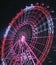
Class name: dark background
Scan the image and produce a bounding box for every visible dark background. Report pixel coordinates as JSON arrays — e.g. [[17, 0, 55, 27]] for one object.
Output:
[[0, 0, 56, 65]]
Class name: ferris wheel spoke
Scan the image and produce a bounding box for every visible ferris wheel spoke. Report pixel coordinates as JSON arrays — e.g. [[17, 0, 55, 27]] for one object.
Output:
[[9, 29, 16, 34], [38, 29, 47, 33], [36, 42, 45, 46], [24, 41, 40, 63], [6, 38, 13, 41], [32, 35, 51, 39], [14, 22, 19, 30], [29, 43, 42, 54], [31, 40, 45, 47], [5, 45, 12, 52], [32, 27, 48, 37], [38, 22, 47, 29], [5, 40, 20, 59], [12, 25, 17, 32], [37, 22, 47, 29], [5, 49, 15, 59]]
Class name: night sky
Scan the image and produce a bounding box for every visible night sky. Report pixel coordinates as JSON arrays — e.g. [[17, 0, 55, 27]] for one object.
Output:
[[0, 0, 56, 65]]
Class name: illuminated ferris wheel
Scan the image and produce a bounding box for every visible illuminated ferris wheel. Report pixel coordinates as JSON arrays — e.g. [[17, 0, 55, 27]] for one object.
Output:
[[1, 3, 54, 65]]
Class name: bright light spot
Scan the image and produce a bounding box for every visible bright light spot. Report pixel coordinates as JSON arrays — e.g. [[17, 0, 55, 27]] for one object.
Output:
[[21, 35, 25, 43], [4, 25, 11, 37]]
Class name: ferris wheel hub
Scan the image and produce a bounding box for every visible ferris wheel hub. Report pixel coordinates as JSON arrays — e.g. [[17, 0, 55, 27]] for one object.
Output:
[[20, 35, 26, 43]]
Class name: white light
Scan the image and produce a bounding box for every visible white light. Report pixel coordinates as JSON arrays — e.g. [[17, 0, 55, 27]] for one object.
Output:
[[4, 25, 11, 37], [24, 6, 34, 12], [2, 58, 6, 65]]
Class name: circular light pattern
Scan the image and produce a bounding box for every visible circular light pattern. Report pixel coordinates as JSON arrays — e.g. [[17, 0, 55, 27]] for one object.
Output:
[[1, 3, 54, 65]]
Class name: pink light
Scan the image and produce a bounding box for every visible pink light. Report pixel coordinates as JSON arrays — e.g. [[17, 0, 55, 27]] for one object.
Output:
[[21, 35, 25, 43]]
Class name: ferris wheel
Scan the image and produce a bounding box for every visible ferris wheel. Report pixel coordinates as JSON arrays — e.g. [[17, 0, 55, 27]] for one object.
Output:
[[1, 3, 54, 65]]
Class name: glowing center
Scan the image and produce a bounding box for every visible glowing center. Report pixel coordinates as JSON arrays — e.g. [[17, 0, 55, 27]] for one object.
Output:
[[21, 35, 25, 43]]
